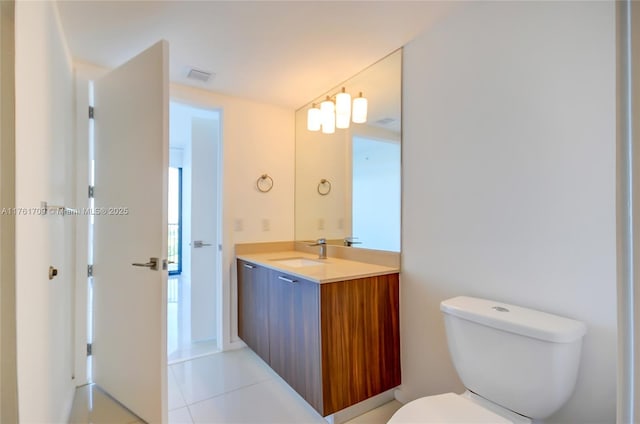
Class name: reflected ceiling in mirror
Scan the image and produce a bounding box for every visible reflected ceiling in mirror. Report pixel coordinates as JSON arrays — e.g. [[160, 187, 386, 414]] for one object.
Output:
[[295, 49, 401, 252]]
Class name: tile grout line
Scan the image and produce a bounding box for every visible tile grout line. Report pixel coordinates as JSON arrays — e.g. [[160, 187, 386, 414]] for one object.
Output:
[[168, 346, 222, 366], [168, 365, 189, 411], [171, 349, 278, 407], [183, 375, 275, 409], [185, 403, 196, 424]]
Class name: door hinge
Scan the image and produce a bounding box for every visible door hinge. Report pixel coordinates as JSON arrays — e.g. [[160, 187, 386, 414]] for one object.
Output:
[[88, 185, 95, 199], [86, 343, 92, 356], [87, 264, 94, 277], [89, 106, 94, 119]]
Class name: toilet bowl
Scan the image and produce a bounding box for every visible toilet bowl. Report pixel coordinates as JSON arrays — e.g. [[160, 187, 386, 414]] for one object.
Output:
[[388, 296, 586, 423], [389, 391, 531, 424]]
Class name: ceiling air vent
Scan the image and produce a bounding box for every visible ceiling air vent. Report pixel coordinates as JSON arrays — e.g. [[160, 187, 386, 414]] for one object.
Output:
[[186, 68, 214, 83], [375, 117, 396, 126]]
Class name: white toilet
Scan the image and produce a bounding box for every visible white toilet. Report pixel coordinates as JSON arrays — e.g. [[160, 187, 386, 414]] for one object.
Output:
[[389, 296, 587, 423]]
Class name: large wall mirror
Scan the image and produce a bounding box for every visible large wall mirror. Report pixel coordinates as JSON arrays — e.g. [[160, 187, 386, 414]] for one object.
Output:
[[295, 49, 401, 252]]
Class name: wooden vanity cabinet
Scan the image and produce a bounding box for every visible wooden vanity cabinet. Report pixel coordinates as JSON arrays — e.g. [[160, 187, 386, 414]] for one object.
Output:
[[237, 260, 270, 362], [268, 271, 323, 412], [237, 259, 400, 417], [319, 273, 401, 414]]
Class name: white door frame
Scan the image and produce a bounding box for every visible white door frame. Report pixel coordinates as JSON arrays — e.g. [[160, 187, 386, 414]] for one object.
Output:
[[73, 64, 107, 386], [616, 1, 640, 421]]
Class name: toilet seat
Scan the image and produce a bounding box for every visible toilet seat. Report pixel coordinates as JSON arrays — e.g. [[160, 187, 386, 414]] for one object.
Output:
[[388, 393, 522, 423]]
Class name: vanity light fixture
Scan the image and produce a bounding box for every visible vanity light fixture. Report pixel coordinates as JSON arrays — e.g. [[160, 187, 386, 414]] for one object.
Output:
[[307, 103, 321, 131], [307, 88, 367, 133], [352, 92, 368, 124], [320, 96, 336, 134], [335, 87, 351, 129]]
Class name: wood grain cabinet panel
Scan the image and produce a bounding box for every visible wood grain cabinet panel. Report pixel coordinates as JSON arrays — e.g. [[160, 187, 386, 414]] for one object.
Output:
[[320, 274, 401, 415], [268, 271, 322, 412], [237, 260, 270, 362], [237, 259, 400, 417]]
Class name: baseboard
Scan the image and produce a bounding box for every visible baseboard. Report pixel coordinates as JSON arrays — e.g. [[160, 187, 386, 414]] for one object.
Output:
[[324, 389, 396, 424], [393, 387, 410, 405], [223, 339, 247, 351]]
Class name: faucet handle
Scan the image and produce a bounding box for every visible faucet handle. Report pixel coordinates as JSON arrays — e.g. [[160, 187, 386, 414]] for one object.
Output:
[[308, 238, 327, 246], [344, 236, 361, 247]]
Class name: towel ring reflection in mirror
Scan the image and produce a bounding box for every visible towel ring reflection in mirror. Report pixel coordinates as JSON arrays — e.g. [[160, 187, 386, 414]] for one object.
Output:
[[256, 174, 274, 193], [317, 179, 332, 196]]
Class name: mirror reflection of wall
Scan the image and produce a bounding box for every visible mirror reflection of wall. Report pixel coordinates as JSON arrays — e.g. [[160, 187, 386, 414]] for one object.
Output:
[[295, 49, 402, 252], [352, 136, 400, 251]]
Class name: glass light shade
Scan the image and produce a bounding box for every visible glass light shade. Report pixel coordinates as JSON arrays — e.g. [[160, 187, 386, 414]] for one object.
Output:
[[321, 98, 335, 134], [307, 105, 321, 131], [335, 89, 351, 129], [336, 113, 350, 129], [352, 93, 368, 124]]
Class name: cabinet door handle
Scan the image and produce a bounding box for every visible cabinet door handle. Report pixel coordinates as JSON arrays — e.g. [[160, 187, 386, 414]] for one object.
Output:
[[243, 263, 256, 269], [278, 275, 297, 283]]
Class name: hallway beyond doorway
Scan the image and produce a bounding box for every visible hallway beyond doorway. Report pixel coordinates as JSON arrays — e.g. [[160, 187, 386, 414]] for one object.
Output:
[[167, 276, 219, 364], [168, 101, 221, 364]]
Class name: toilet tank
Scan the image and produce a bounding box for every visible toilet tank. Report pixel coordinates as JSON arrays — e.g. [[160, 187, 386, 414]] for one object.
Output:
[[441, 296, 586, 420]]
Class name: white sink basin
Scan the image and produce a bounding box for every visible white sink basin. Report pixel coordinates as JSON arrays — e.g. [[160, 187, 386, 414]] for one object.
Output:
[[270, 257, 325, 268]]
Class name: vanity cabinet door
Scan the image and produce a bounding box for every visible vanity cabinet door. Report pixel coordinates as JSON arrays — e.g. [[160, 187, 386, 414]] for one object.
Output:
[[319, 273, 401, 415], [237, 260, 270, 362], [268, 271, 323, 413]]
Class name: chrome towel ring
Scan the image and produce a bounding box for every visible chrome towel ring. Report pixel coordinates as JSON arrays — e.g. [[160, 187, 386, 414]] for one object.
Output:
[[317, 179, 331, 196], [256, 174, 274, 193]]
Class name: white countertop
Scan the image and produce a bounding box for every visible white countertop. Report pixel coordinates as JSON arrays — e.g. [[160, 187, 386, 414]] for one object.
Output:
[[236, 250, 399, 284]]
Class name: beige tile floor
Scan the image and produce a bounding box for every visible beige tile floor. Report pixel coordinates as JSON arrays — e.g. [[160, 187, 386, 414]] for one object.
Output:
[[68, 348, 402, 424], [68, 384, 143, 424]]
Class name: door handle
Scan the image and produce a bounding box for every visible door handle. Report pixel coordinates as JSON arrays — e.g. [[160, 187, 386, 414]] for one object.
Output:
[[278, 275, 298, 283], [192, 240, 212, 248], [132, 257, 159, 271]]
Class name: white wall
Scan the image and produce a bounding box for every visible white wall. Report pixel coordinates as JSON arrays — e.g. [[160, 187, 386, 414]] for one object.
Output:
[[171, 84, 295, 349], [14, 1, 76, 422], [401, 2, 616, 423]]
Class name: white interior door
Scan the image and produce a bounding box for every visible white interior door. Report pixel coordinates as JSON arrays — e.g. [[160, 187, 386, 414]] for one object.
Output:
[[93, 40, 169, 424], [190, 117, 218, 342]]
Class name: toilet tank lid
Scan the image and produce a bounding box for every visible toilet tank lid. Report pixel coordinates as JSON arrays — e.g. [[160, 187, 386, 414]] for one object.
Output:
[[440, 296, 587, 343]]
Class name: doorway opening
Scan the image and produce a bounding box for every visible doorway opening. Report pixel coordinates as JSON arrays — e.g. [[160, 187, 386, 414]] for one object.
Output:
[[77, 78, 223, 407], [168, 167, 182, 276], [167, 101, 222, 364]]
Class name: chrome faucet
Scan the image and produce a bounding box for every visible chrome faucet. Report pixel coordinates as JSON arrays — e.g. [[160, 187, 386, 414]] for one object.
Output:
[[309, 238, 327, 259]]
